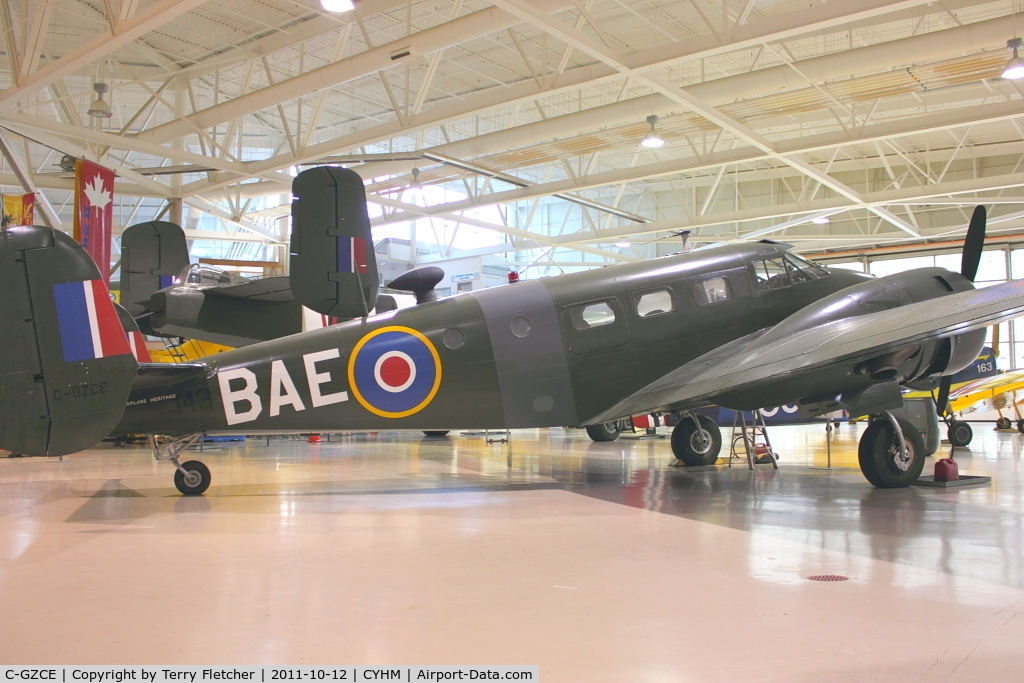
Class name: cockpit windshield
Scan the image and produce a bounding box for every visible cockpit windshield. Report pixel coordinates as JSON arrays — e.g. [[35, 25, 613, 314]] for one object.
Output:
[[177, 263, 248, 286]]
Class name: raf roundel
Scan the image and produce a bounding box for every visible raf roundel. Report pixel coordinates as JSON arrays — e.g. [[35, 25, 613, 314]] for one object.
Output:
[[348, 326, 442, 418]]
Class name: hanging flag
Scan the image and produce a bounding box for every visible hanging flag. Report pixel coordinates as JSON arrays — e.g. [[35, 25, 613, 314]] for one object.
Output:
[[74, 160, 115, 282], [1, 193, 34, 228]]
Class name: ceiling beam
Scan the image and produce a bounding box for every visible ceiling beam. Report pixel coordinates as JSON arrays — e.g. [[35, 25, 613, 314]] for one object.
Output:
[[0, 0, 211, 110]]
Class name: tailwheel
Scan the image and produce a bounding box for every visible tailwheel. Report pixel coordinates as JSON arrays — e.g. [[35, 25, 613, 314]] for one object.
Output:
[[173, 460, 211, 496], [858, 416, 925, 488], [586, 421, 624, 442], [671, 414, 721, 466], [948, 420, 973, 447]]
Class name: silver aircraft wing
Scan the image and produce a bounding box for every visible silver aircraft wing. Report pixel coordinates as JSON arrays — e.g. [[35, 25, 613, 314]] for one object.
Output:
[[591, 278, 1024, 423]]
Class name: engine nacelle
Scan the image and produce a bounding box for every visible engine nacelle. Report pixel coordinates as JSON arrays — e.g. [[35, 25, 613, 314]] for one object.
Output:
[[759, 267, 975, 346]]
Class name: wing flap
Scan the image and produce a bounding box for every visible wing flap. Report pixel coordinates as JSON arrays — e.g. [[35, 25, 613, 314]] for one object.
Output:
[[592, 279, 1024, 423]]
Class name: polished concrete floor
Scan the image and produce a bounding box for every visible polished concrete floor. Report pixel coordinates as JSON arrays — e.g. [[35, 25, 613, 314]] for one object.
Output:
[[3, 423, 1024, 681]]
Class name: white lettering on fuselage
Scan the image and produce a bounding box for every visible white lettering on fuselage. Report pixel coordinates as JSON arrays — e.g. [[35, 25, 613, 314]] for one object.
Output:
[[217, 349, 349, 425]]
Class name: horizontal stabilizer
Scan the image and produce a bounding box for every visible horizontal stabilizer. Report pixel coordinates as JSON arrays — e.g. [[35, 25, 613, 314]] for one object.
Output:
[[0, 226, 138, 456], [203, 275, 294, 301]]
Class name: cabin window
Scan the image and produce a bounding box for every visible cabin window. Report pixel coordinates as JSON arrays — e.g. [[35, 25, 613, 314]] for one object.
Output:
[[693, 277, 731, 305], [569, 301, 616, 330], [756, 258, 790, 291], [634, 289, 674, 318], [785, 253, 829, 279]]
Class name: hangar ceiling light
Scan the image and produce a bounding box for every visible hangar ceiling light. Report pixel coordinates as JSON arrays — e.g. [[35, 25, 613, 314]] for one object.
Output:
[[640, 115, 664, 149], [320, 0, 355, 12], [86, 83, 112, 118], [1003, 38, 1024, 79]]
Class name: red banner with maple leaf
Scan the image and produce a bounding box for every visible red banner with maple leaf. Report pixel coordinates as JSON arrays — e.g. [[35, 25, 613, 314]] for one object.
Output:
[[74, 159, 114, 282]]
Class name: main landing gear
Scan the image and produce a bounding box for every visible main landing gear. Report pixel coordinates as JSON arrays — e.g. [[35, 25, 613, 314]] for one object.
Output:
[[149, 434, 211, 496], [857, 413, 925, 488], [670, 413, 722, 466], [585, 419, 629, 442]]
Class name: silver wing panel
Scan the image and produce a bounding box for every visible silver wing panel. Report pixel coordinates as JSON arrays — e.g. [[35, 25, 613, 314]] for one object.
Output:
[[592, 279, 1024, 423]]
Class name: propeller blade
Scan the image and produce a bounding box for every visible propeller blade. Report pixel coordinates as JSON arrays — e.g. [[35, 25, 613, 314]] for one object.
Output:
[[936, 375, 953, 418], [960, 205, 987, 281]]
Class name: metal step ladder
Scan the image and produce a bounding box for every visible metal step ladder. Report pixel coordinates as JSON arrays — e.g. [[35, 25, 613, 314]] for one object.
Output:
[[729, 411, 779, 470]]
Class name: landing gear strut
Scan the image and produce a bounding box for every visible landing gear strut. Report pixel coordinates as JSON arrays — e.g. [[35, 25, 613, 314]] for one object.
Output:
[[670, 413, 722, 466], [857, 413, 925, 488], [149, 434, 211, 496]]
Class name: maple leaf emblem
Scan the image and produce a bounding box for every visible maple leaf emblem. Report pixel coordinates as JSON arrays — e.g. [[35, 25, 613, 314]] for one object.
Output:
[[83, 175, 112, 210]]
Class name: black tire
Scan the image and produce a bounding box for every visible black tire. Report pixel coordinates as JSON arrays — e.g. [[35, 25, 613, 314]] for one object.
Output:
[[1018, 420, 1024, 434], [671, 414, 722, 466], [997, 417, 1012, 430], [174, 460, 211, 496], [948, 421, 973, 447], [858, 418, 926, 488], [586, 421, 622, 442], [423, 430, 450, 437]]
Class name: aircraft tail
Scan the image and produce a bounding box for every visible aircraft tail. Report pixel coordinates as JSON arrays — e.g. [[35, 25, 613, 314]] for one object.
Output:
[[120, 220, 189, 332], [290, 166, 379, 318], [0, 226, 138, 456]]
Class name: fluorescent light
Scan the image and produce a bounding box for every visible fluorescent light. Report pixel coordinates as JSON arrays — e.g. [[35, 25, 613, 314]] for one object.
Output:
[[1004, 39, 1024, 79], [320, 0, 355, 12], [641, 114, 664, 148], [615, 241, 631, 248], [811, 216, 830, 225]]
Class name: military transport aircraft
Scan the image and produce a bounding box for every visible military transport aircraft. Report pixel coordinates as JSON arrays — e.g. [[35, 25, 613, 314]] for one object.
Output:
[[2, 166, 1023, 495]]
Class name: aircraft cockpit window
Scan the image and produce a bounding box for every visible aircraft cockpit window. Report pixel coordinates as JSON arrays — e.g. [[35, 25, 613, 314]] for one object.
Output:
[[784, 255, 812, 284], [570, 302, 616, 330], [635, 289, 674, 318], [756, 259, 790, 291], [693, 277, 731, 305], [784, 253, 829, 279]]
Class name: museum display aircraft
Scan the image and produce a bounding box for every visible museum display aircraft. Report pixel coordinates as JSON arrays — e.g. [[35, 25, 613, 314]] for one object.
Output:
[[3, 166, 1023, 495]]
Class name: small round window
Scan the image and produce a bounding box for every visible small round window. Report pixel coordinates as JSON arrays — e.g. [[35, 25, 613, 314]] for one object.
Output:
[[511, 316, 531, 337], [443, 328, 465, 349]]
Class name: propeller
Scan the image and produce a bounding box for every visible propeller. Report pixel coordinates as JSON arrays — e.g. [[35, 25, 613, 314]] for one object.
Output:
[[936, 206, 987, 419]]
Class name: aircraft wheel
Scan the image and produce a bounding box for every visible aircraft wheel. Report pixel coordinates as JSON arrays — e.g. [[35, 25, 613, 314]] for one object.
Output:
[[858, 418, 925, 488], [1018, 420, 1024, 434], [997, 417, 1013, 430], [174, 460, 211, 496], [423, 430, 450, 437], [671, 415, 721, 466], [586, 421, 622, 442], [948, 421, 973, 447]]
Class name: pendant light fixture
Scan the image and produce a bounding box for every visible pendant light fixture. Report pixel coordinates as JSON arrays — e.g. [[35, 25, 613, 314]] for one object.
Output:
[[640, 115, 664, 148]]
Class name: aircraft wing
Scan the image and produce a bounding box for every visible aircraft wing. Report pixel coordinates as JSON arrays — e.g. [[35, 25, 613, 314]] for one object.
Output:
[[203, 275, 294, 301], [592, 279, 1024, 423]]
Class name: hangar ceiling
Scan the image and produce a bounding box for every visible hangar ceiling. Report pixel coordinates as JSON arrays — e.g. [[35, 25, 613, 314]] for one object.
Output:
[[2, 0, 1024, 274]]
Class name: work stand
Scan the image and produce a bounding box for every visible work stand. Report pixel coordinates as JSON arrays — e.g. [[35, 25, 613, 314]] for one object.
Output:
[[729, 411, 779, 470]]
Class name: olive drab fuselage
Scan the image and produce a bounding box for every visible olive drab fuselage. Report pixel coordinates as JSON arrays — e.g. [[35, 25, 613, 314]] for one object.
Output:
[[114, 243, 871, 435]]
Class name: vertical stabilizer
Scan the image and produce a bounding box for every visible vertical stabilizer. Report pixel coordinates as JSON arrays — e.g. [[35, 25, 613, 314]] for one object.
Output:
[[0, 226, 138, 456], [290, 167, 379, 317], [121, 220, 189, 318]]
